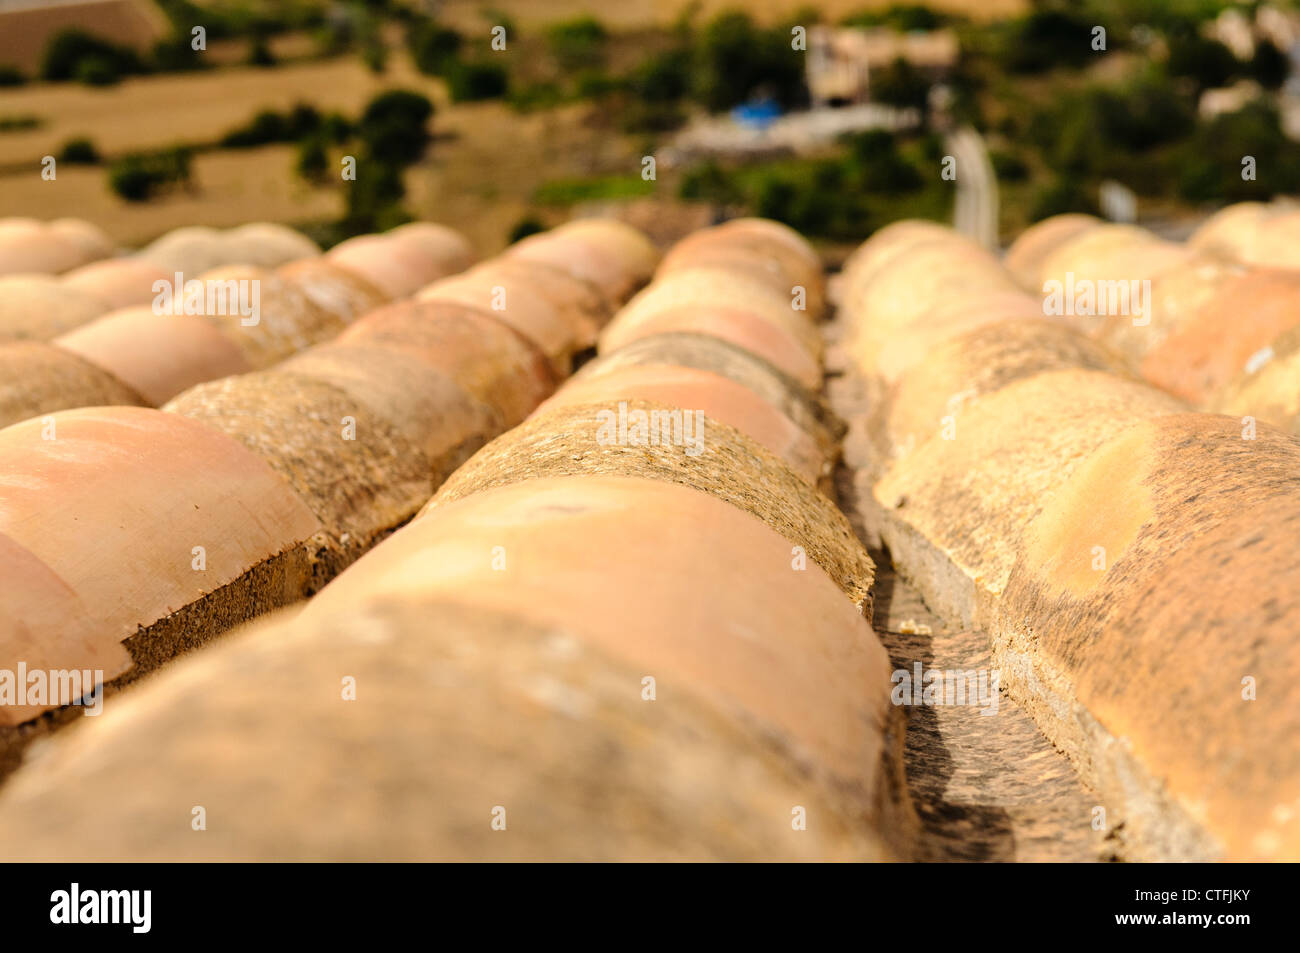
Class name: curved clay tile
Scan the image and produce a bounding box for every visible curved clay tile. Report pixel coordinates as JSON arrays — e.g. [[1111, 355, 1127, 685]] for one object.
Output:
[[1213, 324, 1300, 434], [1141, 268, 1300, 405], [845, 238, 1020, 371], [0, 274, 109, 341], [870, 289, 1046, 386], [599, 303, 822, 390], [137, 225, 228, 277], [278, 342, 499, 480], [55, 307, 252, 407], [424, 257, 612, 349], [48, 218, 115, 262], [657, 219, 826, 317], [427, 402, 874, 610], [537, 364, 825, 483], [386, 221, 475, 275], [1186, 200, 1292, 262], [0, 532, 99, 728], [336, 299, 554, 427], [304, 476, 897, 821], [722, 217, 823, 270], [1096, 253, 1246, 366], [188, 265, 343, 369], [276, 258, 390, 324], [418, 270, 580, 377], [223, 222, 321, 267], [0, 595, 894, 861], [1235, 210, 1300, 269], [0, 406, 320, 716], [1002, 213, 1101, 290], [615, 265, 821, 359], [506, 220, 660, 302], [1036, 226, 1195, 336], [575, 332, 840, 455], [0, 228, 100, 277], [61, 258, 172, 312], [165, 372, 435, 565], [1000, 413, 1300, 860], [873, 369, 1185, 626], [0, 342, 145, 430], [883, 319, 1131, 463], [840, 219, 958, 304], [327, 232, 458, 299]]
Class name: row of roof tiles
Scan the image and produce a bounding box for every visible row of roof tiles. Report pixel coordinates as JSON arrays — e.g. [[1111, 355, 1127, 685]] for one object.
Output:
[[0, 220, 476, 427], [834, 211, 1300, 861], [0, 216, 919, 860], [0, 217, 653, 777]]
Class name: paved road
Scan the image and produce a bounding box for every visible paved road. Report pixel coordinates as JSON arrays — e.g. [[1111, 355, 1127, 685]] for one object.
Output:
[[947, 125, 999, 250]]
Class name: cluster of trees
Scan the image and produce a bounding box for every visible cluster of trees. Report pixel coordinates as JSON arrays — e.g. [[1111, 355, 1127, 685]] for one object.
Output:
[[108, 147, 194, 201], [406, 18, 507, 102], [107, 85, 436, 229], [25, 1, 400, 86], [679, 130, 944, 239]]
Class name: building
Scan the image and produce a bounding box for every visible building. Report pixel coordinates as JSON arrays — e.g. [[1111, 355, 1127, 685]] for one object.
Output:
[[806, 25, 958, 108]]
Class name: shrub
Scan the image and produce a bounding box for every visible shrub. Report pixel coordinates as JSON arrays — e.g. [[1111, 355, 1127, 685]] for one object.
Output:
[[532, 175, 653, 205], [508, 217, 545, 243], [630, 47, 691, 103], [1177, 100, 1300, 202], [693, 12, 806, 112], [995, 9, 1094, 74], [618, 99, 688, 134], [1030, 176, 1098, 220], [1166, 34, 1239, 93], [59, 137, 100, 164], [990, 149, 1029, 181], [871, 57, 930, 115], [574, 70, 624, 99], [343, 158, 408, 233], [679, 160, 746, 206], [75, 56, 122, 86], [362, 35, 388, 74], [41, 29, 143, 82], [547, 16, 608, 72], [844, 130, 924, 192], [507, 81, 566, 113], [842, 5, 950, 30], [297, 136, 329, 182], [407, 20, 462, 76], [446, 60, 508, 102], [0, 66, 26, 87], [108, 147, 193, 202], [247, 32, 277, 67], [221, 110, 290, 148], [0, 115, 41, 133], [1249, 40, 1289, 90], [358, 89, 433, 164], [151, 35, 205, 72]]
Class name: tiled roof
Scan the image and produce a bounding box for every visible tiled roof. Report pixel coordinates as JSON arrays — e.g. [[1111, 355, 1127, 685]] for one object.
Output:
[[0, 208, 1296, 861]]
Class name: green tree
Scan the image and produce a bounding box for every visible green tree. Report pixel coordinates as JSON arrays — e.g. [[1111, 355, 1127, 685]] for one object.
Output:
[[1166, 34, 1239, 93], [1249, 40, 1289, 90], [871, 57, 930, 117], [59, 137, 100, 165], [446, 60, 508, 102], [41, 29, 143, 82], [358, 89, 433, 164], [692, 12, 805, 111], [297, 136, 329, 183], [407, 20, 462, 76], [547, 16, 608, 72]]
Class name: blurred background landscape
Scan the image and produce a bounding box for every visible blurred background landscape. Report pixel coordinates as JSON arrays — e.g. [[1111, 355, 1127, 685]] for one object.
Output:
[[2, 0, 1299, 259]]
